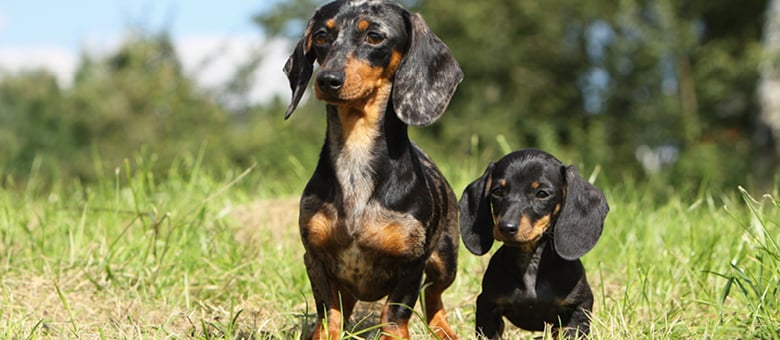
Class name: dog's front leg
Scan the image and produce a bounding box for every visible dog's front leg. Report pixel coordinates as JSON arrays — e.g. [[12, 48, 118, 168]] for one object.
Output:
[[557, 302, 592, 339], [377, 265, 425, 339], [423, 249, 459, 339], [554, 278, 593, 339], [304, 253, 357, 340], [475, 293, 505, 340]]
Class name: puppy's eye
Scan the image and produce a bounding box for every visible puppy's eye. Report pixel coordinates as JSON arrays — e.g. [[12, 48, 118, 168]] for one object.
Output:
[[365, 32, 384, 45], [490, 186, 505, 197], [536, 190, 550, 199], [313, 31, 329, 46]]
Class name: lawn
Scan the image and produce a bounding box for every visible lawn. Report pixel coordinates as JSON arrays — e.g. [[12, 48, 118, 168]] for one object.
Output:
[[1, 155, 778, 339]]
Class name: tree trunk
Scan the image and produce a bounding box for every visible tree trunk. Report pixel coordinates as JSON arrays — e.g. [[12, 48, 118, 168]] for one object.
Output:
[[759, 0, 780, 156]]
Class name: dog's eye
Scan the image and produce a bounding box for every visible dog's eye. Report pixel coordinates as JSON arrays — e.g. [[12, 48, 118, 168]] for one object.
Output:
[[490, 186, 505, 197], [536, 190, 550, 199], [365, 32, 385, 45], [313, 31, 329, 46]]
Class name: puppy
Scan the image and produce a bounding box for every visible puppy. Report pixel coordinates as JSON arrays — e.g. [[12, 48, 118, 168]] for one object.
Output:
[[459, 149, 608, 339]]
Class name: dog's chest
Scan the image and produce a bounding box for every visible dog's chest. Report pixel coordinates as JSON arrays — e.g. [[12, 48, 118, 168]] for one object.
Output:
[[333, 138, 375, 216], [492, 270, 569, 331], [486, 245, 583, 329], [300, 199, 427, 298], [303, 200, 426, 253]]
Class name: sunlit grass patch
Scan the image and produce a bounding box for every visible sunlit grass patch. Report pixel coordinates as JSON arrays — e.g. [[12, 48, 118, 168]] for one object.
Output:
[[1, 153, 778, 339]]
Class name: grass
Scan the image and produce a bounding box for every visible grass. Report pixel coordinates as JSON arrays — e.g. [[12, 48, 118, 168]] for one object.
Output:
[[1, 152, 779, 339]]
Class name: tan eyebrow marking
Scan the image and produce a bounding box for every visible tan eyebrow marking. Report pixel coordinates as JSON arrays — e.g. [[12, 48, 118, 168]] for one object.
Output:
[[357, 19, 370, 31]]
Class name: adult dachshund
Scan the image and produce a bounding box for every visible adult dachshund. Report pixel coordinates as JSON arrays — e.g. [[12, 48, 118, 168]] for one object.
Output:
[[283, 0, 463, 338]]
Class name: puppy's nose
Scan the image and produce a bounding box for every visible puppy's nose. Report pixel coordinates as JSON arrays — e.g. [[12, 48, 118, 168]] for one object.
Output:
[[498, 222, 518, 235], [316, 70, 345, 92]]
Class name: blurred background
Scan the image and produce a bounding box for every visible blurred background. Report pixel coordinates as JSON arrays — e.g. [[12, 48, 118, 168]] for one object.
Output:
[[1, 0, 777, 196]]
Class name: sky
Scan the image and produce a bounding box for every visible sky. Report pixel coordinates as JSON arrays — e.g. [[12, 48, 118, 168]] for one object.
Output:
[[0, 0, 291, 104]]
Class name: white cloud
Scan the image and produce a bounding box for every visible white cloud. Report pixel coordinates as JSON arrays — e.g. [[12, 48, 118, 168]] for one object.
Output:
[[0, 34, 291, 105], [249, 38, 292, 104], [174, 34, 291, 104], [0, 45, 79, 87]]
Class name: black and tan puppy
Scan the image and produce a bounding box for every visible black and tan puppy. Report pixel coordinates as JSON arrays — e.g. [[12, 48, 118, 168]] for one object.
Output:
[[459, 149, 608, 339], [283, 0, 462, 339]]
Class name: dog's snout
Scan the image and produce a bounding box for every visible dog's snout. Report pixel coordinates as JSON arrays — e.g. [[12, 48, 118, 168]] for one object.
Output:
[[498, 222, 518, 235], [317, 70, 345, 93]]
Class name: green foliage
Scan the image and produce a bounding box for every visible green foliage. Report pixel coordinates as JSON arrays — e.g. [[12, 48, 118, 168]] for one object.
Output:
[[250, 0, 773, 192], [0, 31, 323, 194], [69, 33, 231, 178], [0, 0, 774, 195], [1, 32, 227, 184], [253, 0, 325, 38], [411, 0, 769, 191], [0, 71, 75, 181]]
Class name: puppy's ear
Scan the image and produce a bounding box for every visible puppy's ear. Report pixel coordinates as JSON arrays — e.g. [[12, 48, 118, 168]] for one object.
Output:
[[458, 163, 495, 255], [553, 166, 609, 260], [283, 21, 316, 120], [392, 12, 463, 126]]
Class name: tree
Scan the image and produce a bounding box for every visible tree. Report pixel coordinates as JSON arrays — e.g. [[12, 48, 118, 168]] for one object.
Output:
[[0, 31, 237, 184], [760, 0, 780, 158], [0, 70, 74, 182], [254, 0, 771, 189]]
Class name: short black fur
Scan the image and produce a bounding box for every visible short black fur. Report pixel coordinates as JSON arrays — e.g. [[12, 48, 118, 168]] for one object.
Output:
[[459, 149, 609, 339]]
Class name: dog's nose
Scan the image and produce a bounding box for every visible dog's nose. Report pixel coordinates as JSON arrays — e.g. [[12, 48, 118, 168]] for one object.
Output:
[[498, 222, 518, 235], [317, 70, 345, 93]]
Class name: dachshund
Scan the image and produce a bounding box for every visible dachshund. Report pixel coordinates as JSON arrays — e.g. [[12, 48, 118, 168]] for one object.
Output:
[[458, 149, 608, 339], [283, 0, 463, 339]]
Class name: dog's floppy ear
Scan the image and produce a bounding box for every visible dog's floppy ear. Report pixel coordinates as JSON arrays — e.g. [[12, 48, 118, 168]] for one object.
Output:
[[458, 163, 495, 255], [283, 21, 316, 120], [553, 166, 609, 260], [392, 12, 463, 126]]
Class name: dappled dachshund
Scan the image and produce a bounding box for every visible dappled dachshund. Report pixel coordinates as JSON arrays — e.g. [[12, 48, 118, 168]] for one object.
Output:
[[283, 0, 463, 339], [459, 149, 608, 339]]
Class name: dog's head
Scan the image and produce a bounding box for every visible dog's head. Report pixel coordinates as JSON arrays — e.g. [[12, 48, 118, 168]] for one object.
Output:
[[459, 149, 609, 260], [283, 0, 463, 126]]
